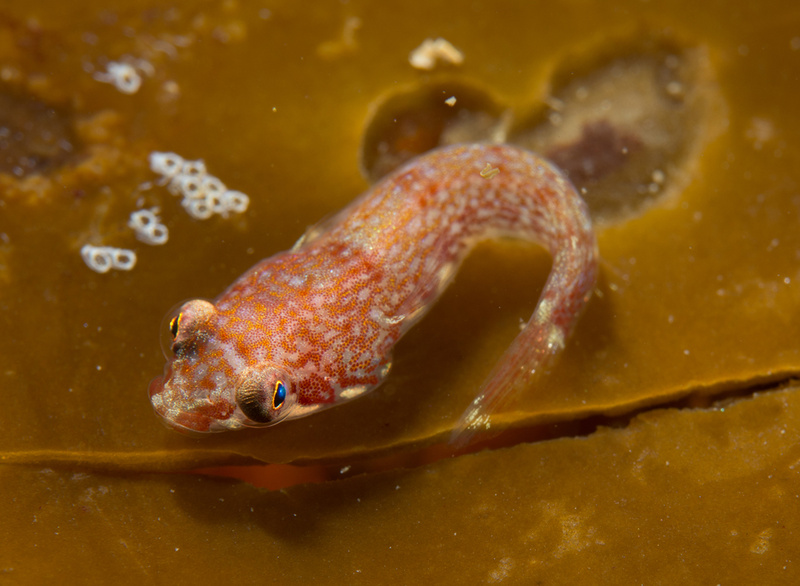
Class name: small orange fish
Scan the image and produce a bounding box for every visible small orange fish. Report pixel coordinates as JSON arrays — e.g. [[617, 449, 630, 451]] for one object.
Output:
[[149, 144, 598, 444]]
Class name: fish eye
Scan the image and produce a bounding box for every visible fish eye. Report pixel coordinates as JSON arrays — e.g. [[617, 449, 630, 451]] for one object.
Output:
[[159, 301, 187, 358], [159, 299, 217, 359], [273, 381, 286, 410], [235, 368, 292, 425], [169, 313, 182, 339], [237, 379, 271, 423]]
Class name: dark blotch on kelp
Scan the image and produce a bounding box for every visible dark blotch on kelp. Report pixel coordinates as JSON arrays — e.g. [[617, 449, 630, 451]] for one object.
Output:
[[0, 87, 76, 177]]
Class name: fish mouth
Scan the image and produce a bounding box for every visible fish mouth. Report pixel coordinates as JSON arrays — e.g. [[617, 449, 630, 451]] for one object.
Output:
[[148, 373, 166, 400], [148, 368, 237, 435], [148, 372, 223, 434]]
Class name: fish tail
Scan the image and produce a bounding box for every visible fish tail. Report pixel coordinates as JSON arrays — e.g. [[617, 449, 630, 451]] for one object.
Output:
[[450, 244, 597, 448]]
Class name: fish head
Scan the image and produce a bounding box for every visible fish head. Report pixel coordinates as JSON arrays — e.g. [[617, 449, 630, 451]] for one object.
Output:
[[148, 298, 299, 433]]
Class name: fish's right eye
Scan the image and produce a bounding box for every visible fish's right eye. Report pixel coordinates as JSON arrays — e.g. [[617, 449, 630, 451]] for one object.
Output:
[[159, 299, 217, 359], [169, 313, 182, 339]]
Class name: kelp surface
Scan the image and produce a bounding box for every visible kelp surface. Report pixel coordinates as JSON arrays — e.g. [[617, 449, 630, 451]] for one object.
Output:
[[3, 0, 800, 582]]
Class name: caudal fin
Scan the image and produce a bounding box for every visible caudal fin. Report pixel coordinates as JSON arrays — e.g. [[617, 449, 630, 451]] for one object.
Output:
[[449, 319, 566, 448], [449, 247, 597, 448]]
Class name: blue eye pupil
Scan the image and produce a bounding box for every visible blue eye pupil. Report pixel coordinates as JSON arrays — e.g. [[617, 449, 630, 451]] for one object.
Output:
[[273, 381, 286, 409]]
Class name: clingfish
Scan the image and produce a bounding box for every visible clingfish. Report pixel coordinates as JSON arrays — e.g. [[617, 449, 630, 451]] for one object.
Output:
[[149, 143, 599, 443]]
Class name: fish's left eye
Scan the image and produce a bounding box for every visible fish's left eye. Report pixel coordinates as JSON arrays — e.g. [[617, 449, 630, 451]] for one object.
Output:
[[273, 381, 286, 410], [236, 369, 292, 424]]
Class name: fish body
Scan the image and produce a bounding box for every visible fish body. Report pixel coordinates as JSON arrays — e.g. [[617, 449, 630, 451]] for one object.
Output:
[[149, 144, 598, 441]]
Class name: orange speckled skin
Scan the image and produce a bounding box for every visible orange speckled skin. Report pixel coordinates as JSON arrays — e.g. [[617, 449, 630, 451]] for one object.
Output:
[[149, 144, 598, 440]]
